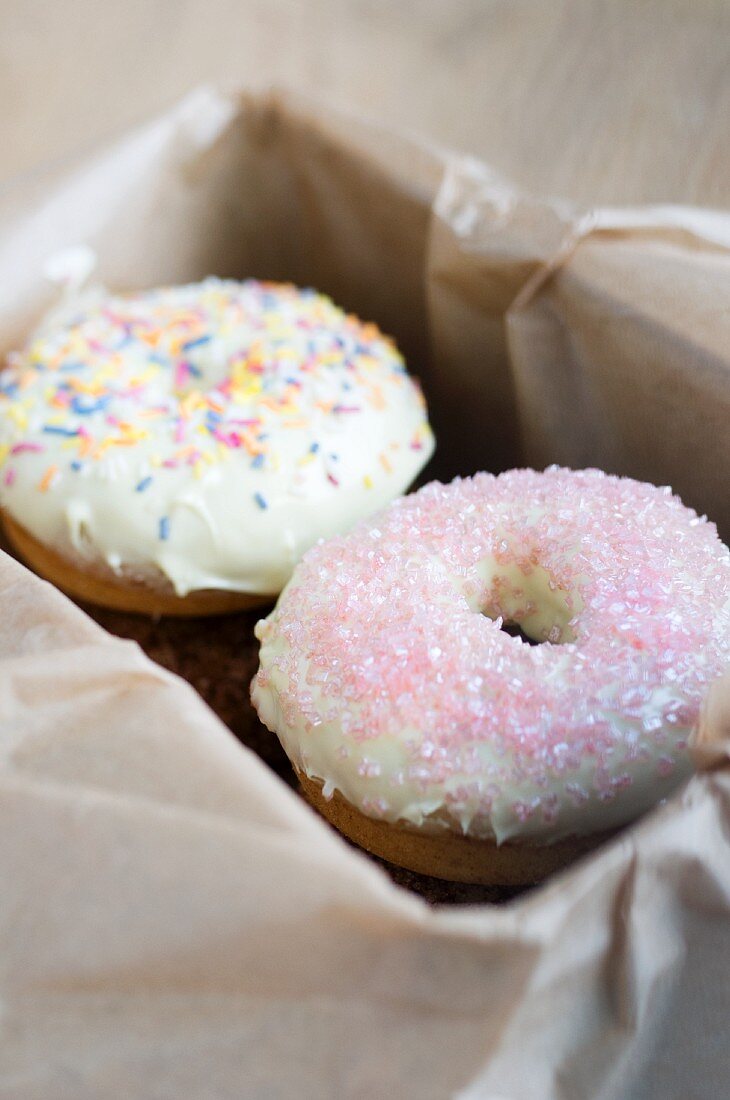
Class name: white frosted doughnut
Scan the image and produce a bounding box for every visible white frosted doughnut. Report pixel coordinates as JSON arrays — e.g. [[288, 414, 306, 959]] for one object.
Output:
[[252, 468, 730, 845], [0, 279, 433, 598]]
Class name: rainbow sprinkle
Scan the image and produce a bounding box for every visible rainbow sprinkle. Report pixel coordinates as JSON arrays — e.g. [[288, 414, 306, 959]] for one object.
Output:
[[0, 278, 433, 561]]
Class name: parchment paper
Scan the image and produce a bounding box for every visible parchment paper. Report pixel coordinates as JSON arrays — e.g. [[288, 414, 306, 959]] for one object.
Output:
[[0, 88, 728, 1099]]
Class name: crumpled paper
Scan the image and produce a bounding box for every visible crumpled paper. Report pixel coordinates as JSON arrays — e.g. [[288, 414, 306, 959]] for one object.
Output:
[[0, 87, 728, 1099]]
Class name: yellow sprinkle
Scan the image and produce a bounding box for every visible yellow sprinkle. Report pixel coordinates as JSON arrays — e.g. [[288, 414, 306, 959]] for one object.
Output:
[[38, 464, 59, 492], [298, 452, 315, 467], [363, 474, 373, 490], [180, 391, 204, 418], [232, 382, 262, 404], [129, 366, 159, 387], [150, 454, 163, 467], [8, 406, 28, 429]]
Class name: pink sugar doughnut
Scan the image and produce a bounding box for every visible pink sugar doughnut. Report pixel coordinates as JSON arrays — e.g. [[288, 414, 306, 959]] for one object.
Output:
[[252, 467, 730, 881]]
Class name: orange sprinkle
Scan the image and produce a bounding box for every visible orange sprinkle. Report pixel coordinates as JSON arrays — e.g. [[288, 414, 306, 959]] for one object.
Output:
[[38, 464, 59, 492], [366, 382, 386, 410], [258, 396, 281, 412]]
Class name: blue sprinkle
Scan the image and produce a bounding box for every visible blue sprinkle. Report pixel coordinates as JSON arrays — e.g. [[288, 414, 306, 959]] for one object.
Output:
[[187, 362, 203, 378], [43, 425, 79, 437], [70, 460, 84, 472], [71, 395, 110, 416], [251, 453, 265, 469], [149, 353, 169, 366], [253, 492, 268, 510], [309, 442, 320, 453], [159, 516, 170, 540], [136, 476, 153, 493], [181, 335, 212, 351]]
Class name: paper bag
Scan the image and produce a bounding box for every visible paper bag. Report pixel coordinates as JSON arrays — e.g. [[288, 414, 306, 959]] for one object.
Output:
[[0, 88, 728, 1099]]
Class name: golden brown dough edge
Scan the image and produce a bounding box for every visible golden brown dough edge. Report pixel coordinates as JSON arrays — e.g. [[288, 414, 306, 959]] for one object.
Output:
[[298, 770, 617, 885], [2, 513, 271, 617]]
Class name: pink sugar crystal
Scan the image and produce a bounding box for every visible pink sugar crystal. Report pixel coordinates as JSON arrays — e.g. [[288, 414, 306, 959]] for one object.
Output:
[[253, 468, 730, 831]]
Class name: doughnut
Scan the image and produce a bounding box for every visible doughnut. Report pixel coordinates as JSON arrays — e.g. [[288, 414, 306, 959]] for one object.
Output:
[[252, 467, 730, 884], [0, 278, 433, 615]]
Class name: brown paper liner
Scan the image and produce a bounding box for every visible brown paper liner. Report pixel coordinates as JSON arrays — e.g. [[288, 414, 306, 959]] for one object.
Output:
[[298, 771, 616, 886], [1, 513, 268, 617]]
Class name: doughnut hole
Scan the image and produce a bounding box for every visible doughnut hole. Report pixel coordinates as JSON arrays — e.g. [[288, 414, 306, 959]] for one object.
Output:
[[468, 559, 581, 644]]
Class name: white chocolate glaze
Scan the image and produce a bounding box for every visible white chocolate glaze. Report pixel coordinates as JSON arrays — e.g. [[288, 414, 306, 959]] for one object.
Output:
[[252, 468, 730, 844], [0, 279, 434, 596]]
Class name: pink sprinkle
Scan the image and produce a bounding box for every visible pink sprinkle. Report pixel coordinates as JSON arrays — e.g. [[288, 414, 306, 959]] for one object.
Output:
[[4, 467, 16, 486], [174, 420, 186, 443], [10, 442, 43, 455], [213, 428, 242, 448], [327, 472, 340, 487], [174, 361, 190, 389]]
